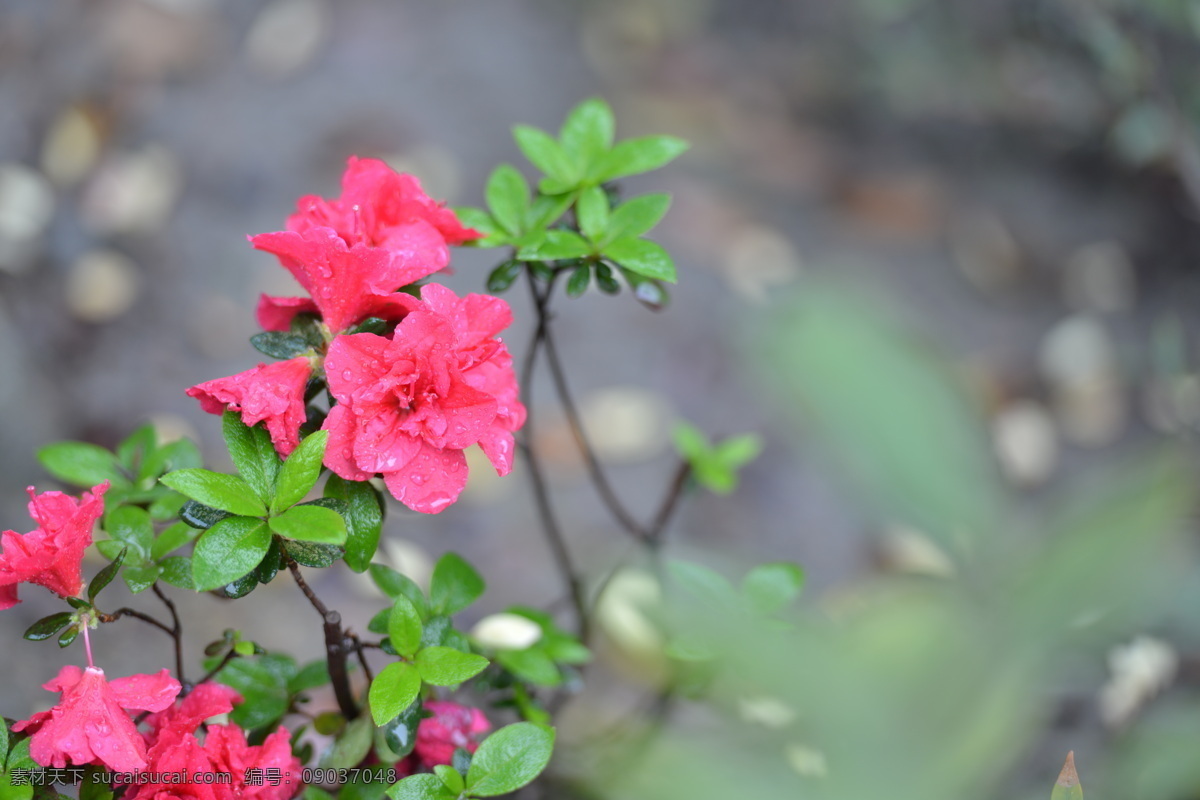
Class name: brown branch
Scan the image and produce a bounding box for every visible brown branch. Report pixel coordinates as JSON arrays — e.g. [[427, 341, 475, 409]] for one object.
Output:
[[152, 583, 186, 684], [287, 557, 359, 720]]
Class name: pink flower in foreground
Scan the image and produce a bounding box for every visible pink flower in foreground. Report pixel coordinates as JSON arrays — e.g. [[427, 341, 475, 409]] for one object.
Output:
[[187, 356, 314, 456], [414, 701, 490, 767], [128, 683, 300, 800], [251, 227, 424, 334], [322, 284, 525, 514], [13, 666, 180, 772], [0, 482, 108, 609]]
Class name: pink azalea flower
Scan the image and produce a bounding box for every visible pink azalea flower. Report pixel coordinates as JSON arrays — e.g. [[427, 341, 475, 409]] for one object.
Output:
[[204, 724, 303, 800], [250, 227, 424, 334], [187, 356, 314, 456], [414, 701, 490, 767], [0, 482, 109, 609], [13, 665, 181, 772], [289, 155, 479, 255], [322, 284, 525, 514]]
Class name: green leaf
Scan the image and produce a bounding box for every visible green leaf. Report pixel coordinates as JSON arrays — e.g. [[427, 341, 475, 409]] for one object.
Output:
[[388, 595, 424, 658], [605, 194, 671, 244], [576, 186, 610, 242], [497, 648, 561, 687], [741, 562, 805, 615], [518, 230, 592, 261], [387, 774, 456, 800], [325, 476, 383, 573], [560, 97, 615, 166], [151, 521, 200, 560], [212, 654, 295, 730], [512, 125, 577, 186], [223, 411, 282, 503], [486, 259, 524, 293], [59, 625, 80, 647], [24, 612, 75, 641], [369, 662, 421, 725], [269, 504, 347, 545], [527, 193, 574, 230], [222, 570, 259, 599], [104, 505, 153, 557], [415, 646, 489, 686], [250, 331, 311, 360], [180, 500, 232, 529], [37, 441, 126, 488], [381, 698, 424, 758], [430, 553, 485, 614], [565, 264, 591, 298], [282, 539, 344, 568], [123, 564, 162, 594], [715, 434, 762, 468], [161, 469, 266, 517], [591, 135, 689, 183], [88, 546, 127, 602], [369, 564, 430, 617], [757, 284, 1002, 556], [1052, 752, 1082, 800], [159, 556, 194, 590], [271, 431, 327, 514], [289, 660, 331, 693], [603, 238, 676, 283], [466, 722, 556, 797], [321, 714, 374, 770], [0, 717, 8, 763], [254, 535, 284, 584], [192, 516, 272, 591], [117, 424, 156, 472], [485, 165, 529, 237], [434, 765, 464, 796], [139, 438, 203, 481], [594, 263, 620, 295]]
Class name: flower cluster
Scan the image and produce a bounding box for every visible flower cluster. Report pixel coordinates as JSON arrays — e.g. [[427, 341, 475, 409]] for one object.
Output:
[[0, 482, 108, 608], [188, 157, 525, 514]]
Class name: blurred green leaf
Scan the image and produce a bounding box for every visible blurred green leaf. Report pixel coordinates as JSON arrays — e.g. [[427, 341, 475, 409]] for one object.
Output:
[[487, 259, 524, 293], [37, 442, 127, 489], [513, 125, 578, 188], [560, 97, 615, 165], [1052, 752, 1082, 800], [605, 194, 671, 244], [566, 264, 591, 298], [741, 562, 805, 615], [519, 230, 592, 261], [590, 136, 689, 183], [430, 552, 485, 615], [486, 165, 529, 236], [321, 714, 374, 770], [603, 238, 676, 283], [370, 563, 429, 618], [577, 186, 610, 241], [387, 774, 456, 800]]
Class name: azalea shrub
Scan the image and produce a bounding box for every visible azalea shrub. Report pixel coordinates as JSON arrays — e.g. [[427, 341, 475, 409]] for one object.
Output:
[[0, 99, 765, 800]]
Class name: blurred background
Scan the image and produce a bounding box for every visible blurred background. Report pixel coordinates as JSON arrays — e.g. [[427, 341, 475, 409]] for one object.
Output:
[[4, 0, 1200, 797]]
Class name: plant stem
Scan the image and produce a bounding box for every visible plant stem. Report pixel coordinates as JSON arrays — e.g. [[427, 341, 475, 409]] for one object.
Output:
[[287, 557, 359, 720], [152, 583, 186, 684]]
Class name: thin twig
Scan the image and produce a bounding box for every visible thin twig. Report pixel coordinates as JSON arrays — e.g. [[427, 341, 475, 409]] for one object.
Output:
[[98, 607, 174, 636], [194, 649, 238, 688], [152, 583, 186, 684], [521, 267, 590, 640], [287, 557, 359, 720]]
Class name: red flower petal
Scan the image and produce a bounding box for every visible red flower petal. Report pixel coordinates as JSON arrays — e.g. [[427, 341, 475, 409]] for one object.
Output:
[[187, 357, 313, 456], [414, 701, 490, 768]]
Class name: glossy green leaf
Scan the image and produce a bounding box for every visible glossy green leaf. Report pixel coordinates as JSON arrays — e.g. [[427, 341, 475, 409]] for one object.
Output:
[[430, 552, 485, 614], [576, 186, 609, 241], [222, 571, 259, 599], [591, 135, 689, 183], [223, 410, 281, 503], [24, 612, 75, 641], [104, 505, 153, 557], [180, 500, 232, 529], [88, 546, 127, 602], [605, 193, 671, 244], [369, 662, 421, 726], [518, 230, 592, 261], [433, 765, 464, 796], [369, 564, 429, 617], [250, 331, 311, 360], [282, 539, 344, 568], [415, 646, 489, 686], [159, 556, 194, 590], [37, 441, 126, 488], [151, 521, 200, 560], [123, 564, 161, 594], [387, 774, 456, 800], [192, 516, 272, 591], [321, 714, 374, 770], [381, 697, 424, 758], [594, 262, 620, 294], [388, 595, 424, 658], [741, 562, 805, 615], [269, 504, 347, 545], [161, 469, 266, 517], [486, 259, 524, 293], [565, 264, 591, 298], [271, 430, 328, 514], [485, 164, 529, 236], [560, 97, 615, 165], [512, 125, 577, 186], [59, 625, 80, 647], [603, 238, 676, 283], [325, 475, 383, 573], [466, 722, 556, 797], [254, 535, 284, 584]]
